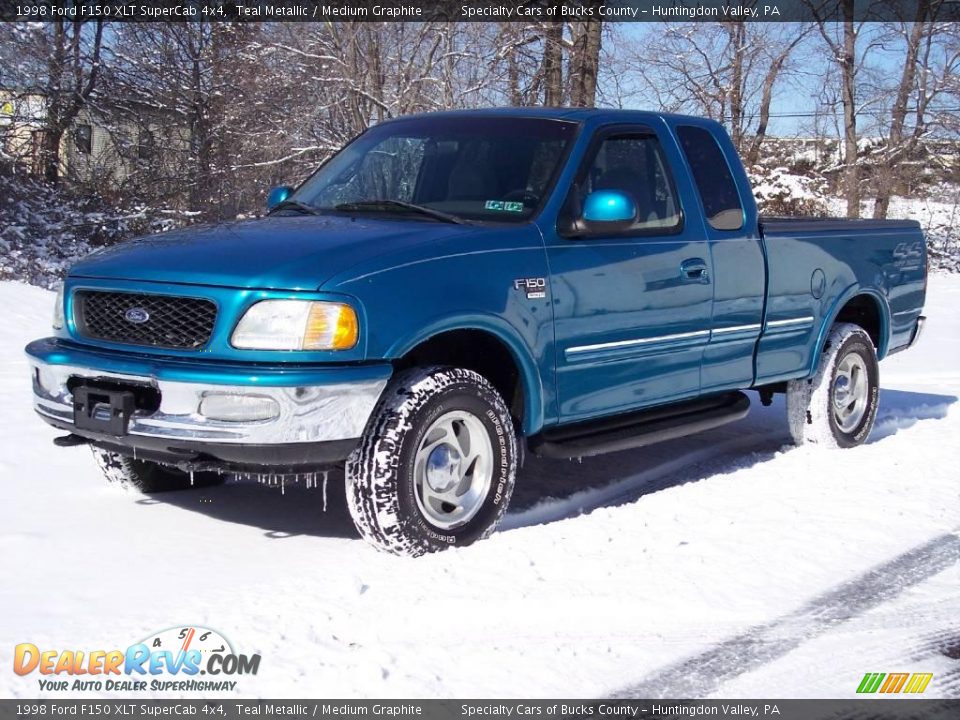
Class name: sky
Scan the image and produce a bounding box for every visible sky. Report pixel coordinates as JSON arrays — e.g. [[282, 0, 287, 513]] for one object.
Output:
[[609, 21, 942, 138]]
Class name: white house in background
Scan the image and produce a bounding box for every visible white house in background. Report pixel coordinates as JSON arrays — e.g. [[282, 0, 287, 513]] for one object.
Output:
[[0, 89, 189, 185]]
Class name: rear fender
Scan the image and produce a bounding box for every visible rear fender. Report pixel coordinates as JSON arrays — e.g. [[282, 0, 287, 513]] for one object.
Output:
[[809, 285, 891, 374]]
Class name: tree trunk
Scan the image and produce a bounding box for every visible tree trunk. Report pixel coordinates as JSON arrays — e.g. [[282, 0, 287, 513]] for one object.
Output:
[[39, 19, 103, 183], [188, 32, 211, 211], [569, 6, 603, 107], [508, 50, 522, 105], [873, 10, 927, 219], [728, 22, 746, 152], [542, 16, 564, 106], [746, 62, 779, 167], [841, 4, 859, 218], [745, 28, 809, 167], [43, 21, 66, 183], [42, 127, 63, 183]]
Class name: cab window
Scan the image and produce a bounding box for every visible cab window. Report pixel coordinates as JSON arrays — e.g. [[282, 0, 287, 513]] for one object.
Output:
[[563, 133, 681, 236], [676, 125, 744, 231]]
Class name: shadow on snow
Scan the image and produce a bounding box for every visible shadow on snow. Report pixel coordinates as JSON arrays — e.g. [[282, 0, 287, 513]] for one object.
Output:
[[141, 388, 955, 541]]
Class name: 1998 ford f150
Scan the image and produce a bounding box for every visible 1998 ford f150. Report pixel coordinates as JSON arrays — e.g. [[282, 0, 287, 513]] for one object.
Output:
[[26, 109, 927, 556]]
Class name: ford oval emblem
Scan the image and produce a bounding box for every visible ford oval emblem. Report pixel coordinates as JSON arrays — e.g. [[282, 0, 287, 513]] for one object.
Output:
[[124, 307, 150, 324]]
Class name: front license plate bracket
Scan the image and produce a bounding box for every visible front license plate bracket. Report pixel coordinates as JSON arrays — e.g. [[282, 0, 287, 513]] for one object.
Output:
[[73, 385, 136, 436]]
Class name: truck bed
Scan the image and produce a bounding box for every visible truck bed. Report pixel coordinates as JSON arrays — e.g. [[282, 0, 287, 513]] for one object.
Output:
[[755, 214, 927, 385]]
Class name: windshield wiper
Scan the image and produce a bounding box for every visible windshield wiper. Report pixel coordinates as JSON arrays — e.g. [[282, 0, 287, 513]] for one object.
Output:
[[269, 199, 321, 216], [334, 199, 468, 225]]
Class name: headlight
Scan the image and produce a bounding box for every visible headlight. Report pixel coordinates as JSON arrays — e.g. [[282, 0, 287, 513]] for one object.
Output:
[[52, 284, 65, 330], [231, 300, 359, 351]]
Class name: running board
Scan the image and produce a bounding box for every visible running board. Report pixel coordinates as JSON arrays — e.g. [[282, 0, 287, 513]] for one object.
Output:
[[528, 391, 751, 459]]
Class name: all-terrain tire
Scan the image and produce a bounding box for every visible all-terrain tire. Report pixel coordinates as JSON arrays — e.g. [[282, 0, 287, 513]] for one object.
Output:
[[786, 323, 880, 449], [345, 366, 518, 556], [91, 448, 226, 493]]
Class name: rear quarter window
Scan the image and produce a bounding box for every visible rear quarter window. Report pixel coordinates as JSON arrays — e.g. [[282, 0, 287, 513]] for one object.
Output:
[[676, 125, 744, 231]]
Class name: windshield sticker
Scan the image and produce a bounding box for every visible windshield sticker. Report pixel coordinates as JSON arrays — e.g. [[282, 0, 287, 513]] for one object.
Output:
[[484, 200, 524, 213]]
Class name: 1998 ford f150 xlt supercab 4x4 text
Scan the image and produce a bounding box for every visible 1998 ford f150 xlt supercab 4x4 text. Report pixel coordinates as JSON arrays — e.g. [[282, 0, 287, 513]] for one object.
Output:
[[26, 109, 927, 556]]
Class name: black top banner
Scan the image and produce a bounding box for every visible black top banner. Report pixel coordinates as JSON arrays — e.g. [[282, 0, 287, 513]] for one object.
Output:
[[1, 0, 959, 23]]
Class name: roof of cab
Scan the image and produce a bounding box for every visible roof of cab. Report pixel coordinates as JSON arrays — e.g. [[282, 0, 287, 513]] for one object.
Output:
[[382, 106, 720, 126]]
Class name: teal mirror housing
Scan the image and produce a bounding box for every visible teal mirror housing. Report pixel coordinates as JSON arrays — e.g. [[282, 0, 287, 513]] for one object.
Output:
[[582, 189, 638, 223], [266, 186, 294, 211]]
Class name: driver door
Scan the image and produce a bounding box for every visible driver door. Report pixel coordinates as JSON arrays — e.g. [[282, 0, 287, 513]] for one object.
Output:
[[543, 126, 714, 423]]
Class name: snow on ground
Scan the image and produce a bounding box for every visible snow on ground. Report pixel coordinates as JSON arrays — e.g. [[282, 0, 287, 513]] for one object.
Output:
[[0, 277, 957, 700]]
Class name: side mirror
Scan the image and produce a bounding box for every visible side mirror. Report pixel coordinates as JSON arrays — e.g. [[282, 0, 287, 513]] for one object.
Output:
[[266, 185, 294, 211], [583, 189, 637, 224], [560, 189, 638, 237]]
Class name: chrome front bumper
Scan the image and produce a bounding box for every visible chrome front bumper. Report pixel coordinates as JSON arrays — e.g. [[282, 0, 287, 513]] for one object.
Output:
[[29, 360, 388, 446]]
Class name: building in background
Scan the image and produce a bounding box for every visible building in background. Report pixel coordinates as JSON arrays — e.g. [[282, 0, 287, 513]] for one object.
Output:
[[0, 89, 189, 189]]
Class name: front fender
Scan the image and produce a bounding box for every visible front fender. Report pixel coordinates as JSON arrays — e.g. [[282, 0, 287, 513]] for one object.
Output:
[[324, 225, 553, 435], [387, 313, 546, 435]]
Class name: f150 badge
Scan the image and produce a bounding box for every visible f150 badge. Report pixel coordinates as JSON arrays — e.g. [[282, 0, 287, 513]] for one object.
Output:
[[514, 277, 547, 299]]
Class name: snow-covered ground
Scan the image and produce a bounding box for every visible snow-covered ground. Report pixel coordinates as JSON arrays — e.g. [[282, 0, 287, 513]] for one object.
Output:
[[0, 277, 957, 700]]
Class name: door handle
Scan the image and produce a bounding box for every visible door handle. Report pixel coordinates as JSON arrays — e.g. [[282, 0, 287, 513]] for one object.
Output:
[[680, 258, 710, 284]]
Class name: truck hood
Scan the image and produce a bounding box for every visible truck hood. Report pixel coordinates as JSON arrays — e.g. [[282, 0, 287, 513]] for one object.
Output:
[[69, 215, 469, 291]]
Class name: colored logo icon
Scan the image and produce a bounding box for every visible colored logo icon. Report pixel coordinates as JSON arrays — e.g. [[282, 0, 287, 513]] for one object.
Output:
[[857, 672, 933, 694]]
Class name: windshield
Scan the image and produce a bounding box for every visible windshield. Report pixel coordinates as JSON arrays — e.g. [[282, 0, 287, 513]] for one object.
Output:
[[289, 116, 578, 223]]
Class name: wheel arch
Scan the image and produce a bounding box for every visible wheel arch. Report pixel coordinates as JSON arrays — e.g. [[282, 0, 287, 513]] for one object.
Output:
[[388, 316, 545, 435], [809, 285, 890, 374]]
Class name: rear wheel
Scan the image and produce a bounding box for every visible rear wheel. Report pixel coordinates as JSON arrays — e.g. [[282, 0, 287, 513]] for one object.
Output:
[[786, 323, 879, 448], [91, 448, 225, 493], [345, 366, 518, 556]]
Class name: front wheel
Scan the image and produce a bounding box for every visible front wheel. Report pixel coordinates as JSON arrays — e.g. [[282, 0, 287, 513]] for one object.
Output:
[[91, 448, 226, 493], [786, 323, 880, 448], [345, 367, 518, 556]]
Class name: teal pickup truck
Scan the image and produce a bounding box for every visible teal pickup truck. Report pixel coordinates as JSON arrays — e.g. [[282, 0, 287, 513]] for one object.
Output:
[[26, 109, 927, 556]]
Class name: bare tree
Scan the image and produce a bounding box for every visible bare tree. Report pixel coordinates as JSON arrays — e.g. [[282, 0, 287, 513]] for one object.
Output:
[[542, 14, 565, 105], [620, 21, 810, 162], [491, 23, 546, 106], [595, 24, 635, 109], [812, 0, 861, 217], [16, 17, 105, 182], [745, 26, 813, 165], [102, 22, 265, 215], [568, 3, 603, 107], [490, 7, 604, 109], [872, 2, 960, 218]]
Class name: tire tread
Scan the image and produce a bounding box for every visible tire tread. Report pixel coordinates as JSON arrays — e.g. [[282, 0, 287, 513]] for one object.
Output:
[[345, 366, 517, 556], [786, 323, 879, 449]]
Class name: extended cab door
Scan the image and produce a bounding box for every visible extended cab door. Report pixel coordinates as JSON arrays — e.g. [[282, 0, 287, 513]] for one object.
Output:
[[542, 124, 714, 423], [673, 122, 766, 391]]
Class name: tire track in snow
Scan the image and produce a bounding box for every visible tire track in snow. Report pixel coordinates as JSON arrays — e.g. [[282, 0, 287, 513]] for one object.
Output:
[[907, 627, 960, 695], [614, 530, 960, 698]]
